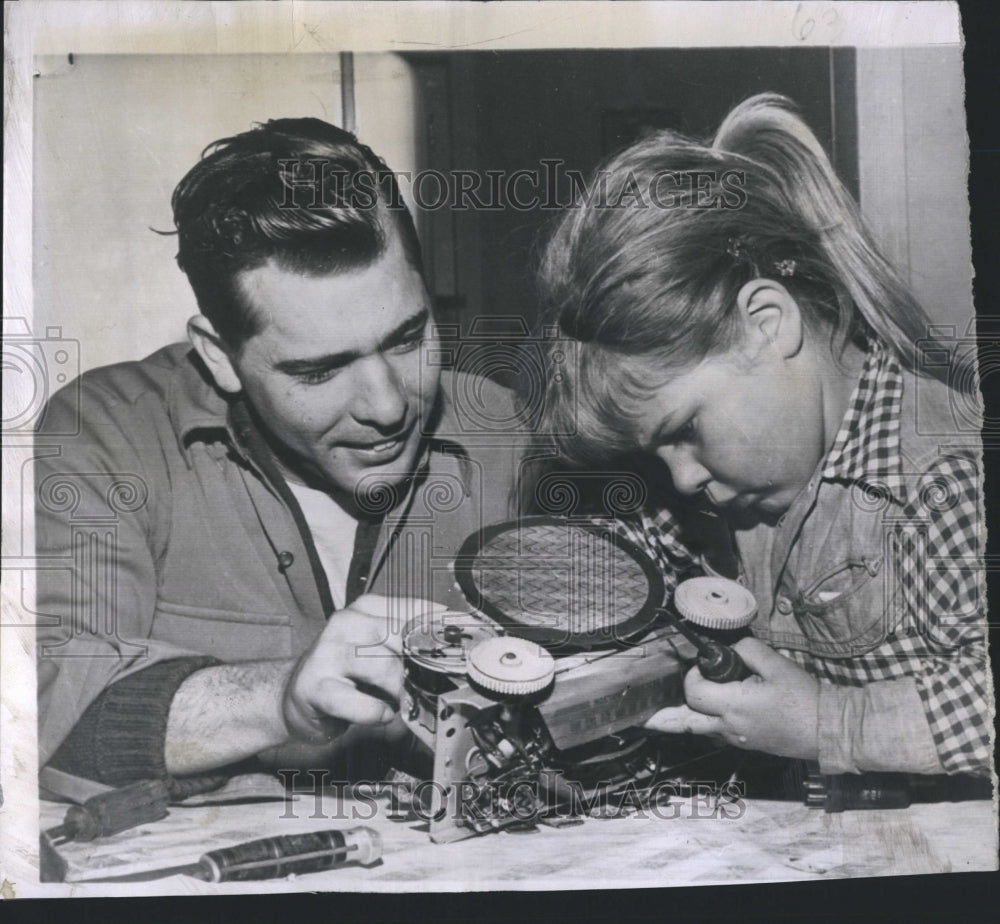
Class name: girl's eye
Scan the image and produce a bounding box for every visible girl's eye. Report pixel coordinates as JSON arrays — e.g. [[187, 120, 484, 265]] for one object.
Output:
[[674, 419, 697, 443], [651, 418, 696, 452]]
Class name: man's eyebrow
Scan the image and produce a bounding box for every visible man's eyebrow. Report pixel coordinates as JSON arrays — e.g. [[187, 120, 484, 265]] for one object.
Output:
[[380, 306, 429, 349], [273, 308, 429, 374]]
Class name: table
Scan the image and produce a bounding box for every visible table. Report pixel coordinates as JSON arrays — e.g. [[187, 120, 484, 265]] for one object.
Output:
[[37, 775, 997, 896]]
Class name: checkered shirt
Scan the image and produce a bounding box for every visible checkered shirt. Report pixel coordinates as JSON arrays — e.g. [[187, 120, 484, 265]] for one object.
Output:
[[614, 341, 991, 775]]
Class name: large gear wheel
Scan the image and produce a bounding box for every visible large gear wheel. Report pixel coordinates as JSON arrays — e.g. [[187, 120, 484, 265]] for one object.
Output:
[[466, 637, 555, 696], [674, 577, 757, 631]]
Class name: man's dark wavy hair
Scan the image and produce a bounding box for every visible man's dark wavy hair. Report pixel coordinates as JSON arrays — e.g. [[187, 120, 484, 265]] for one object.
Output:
[[172, 117, 423, 347]]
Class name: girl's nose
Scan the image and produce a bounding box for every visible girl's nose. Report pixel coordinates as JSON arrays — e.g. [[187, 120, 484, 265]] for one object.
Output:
[[657, 447, 711, 496]]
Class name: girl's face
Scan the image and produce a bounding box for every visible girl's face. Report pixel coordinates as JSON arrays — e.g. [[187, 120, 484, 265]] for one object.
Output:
[[628, 342, 830, 518]]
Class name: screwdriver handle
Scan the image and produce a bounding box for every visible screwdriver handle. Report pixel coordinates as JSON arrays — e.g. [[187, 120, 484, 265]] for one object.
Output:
[[48, 779, 170, 843], [198, 827, 382, 882], [697, 639, 751, 683]]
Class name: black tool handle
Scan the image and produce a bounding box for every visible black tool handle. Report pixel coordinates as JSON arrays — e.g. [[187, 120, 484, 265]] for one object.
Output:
[[801, 763, 912, 812], [48, 779, 170, 843], [697, 639, 751, 683], [198, 827, 381, 882]]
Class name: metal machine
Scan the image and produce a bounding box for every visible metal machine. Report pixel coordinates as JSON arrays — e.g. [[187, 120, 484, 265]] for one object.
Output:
[[399, 517, 755, 842]]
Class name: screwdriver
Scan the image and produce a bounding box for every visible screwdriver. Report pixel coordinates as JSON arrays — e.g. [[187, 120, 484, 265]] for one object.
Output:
[[669, 616, 751, 683], [46, 779, 170, 844], [149, 827, 383, 881]]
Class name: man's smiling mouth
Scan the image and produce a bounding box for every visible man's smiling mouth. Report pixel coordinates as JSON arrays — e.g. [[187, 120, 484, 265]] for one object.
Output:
[[342, 421, 416, 457]]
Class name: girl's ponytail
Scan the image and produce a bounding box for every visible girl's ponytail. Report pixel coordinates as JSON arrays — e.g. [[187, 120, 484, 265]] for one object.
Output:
[[713, 94, 958, 385]]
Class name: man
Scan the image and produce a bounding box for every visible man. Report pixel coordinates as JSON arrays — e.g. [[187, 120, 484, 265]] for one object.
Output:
[[36, 118, 521, 789]]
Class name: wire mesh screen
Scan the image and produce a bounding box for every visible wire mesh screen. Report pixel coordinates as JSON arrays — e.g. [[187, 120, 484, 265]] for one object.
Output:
[[454, 518, 664, 650]]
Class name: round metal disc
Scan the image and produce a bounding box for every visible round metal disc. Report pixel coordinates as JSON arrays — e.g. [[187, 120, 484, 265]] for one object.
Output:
[[403, 610, 499, 675]]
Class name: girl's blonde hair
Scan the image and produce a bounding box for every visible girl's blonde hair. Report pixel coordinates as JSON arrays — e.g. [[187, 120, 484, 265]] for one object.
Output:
[[538, 93, 959, 462]]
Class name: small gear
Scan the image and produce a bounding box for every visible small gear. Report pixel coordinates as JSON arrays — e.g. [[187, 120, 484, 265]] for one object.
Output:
[[466, 637, 555, 696], [674, 577, 757, 631]]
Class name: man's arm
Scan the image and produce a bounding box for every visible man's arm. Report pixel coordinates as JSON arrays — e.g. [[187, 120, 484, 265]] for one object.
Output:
[[164, 596, 409, 775], [164, 660, 293, 774], [37, 373, 207, 772]]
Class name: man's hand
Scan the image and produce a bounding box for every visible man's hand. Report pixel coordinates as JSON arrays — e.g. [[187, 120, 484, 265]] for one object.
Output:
[[282, 594, 443, 742], [165, 595, 444, 773], [643, 637, 821, 761]]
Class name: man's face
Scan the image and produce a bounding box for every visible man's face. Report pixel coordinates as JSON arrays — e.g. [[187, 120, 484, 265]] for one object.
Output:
[[225, 234, 439, 508]]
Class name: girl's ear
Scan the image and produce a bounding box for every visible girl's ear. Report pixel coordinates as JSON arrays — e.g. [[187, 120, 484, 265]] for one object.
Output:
[[734, 278, 803, 360], [187, 315, 243, 394]]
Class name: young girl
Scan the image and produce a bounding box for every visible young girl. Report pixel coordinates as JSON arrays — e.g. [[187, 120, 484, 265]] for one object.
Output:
[[538, 94, 989, 778]]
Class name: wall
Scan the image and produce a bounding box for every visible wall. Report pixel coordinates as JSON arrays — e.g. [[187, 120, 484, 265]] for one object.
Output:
[[353, 53, 420, 215], [407, 47, 970, 343], [856, 45, 972, 331], [32, 52, 419, 376], [414, 48, 855, 333]]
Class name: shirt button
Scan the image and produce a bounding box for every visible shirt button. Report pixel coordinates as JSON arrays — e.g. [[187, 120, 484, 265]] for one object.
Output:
[[277, 551, 295, 570], [775, 595, 793, 615]]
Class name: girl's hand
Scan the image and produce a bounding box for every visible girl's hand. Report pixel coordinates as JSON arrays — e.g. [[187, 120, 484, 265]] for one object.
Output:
[[644, 637, 820, 761]]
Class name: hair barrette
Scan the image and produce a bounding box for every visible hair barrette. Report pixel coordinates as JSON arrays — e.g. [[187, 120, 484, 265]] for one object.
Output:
[[727, 238, 796, 278], [725, 236, 750, 262]]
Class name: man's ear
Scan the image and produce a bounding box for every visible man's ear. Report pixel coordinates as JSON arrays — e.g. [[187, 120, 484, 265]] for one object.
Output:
[[734, 278, 803, 360], [187, 316, 243, 394]]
